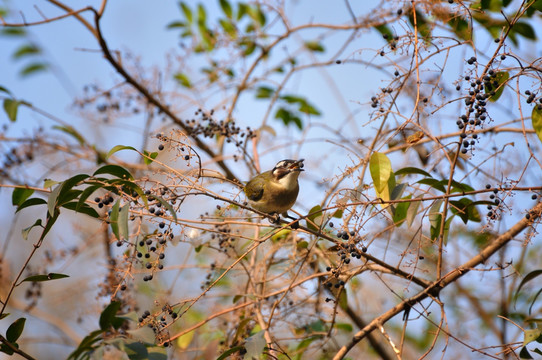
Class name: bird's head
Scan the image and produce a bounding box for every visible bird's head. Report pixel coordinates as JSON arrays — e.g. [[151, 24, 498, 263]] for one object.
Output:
[[271, 159, 304, 187]]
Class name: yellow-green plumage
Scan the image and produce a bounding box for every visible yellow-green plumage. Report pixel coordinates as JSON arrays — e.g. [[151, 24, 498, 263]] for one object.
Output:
[[244, 159, 303, 216]]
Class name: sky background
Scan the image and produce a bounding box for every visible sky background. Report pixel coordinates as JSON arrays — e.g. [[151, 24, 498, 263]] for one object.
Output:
[[2, 0, 542, 359]]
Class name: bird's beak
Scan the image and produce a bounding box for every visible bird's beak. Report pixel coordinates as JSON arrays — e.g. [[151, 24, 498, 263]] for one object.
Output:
[[290, 159, 304, 172]]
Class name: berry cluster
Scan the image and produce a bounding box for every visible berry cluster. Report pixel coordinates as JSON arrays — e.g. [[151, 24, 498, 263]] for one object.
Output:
[[212, 223, 236, 252], [484, 184, 502, 221], [201, 262, 217, 290], [524, 90, 542, 110], [455, 59, 504, 154], [323, 228, 367, 301], [138, 305, 177, 347], [182, 109, 256, 148]]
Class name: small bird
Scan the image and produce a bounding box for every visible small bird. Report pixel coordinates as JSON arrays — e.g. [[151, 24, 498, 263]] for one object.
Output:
[[244, 159, 304, 223]]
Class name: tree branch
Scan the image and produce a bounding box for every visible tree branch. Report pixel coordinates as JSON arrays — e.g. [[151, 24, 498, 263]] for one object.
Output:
[[333, 201, 542, 359]]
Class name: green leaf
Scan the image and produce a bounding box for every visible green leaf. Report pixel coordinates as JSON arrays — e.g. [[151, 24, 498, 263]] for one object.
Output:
[[391, 183, 407, 200], [94, 164, 133, 180], [515, 270, 542, 300], [119, 204, 130, 240], [110, 200, 121, 240], [374, 24, 394, 41], [107, 179, 146, 205], [295, 337, 316, 355], [532, 0, 542, 11], [532, 106, 542, 144], [395, 167, 432, 178], [237, 3, 248, 20], [67, 329, 103, 360], [16, 197, 47, 213], [255, 86, 274, 99], [105, 144, 138, 160], [180, 2, 193, 23], [275, 107, 303, 130], [520, 346, 534, 359], [13, 44, 40, 59], [449, 180, 475, 193], [370, 152, 392, 193], [197, 3, 207, 25], [406, 196, 422, 228], [240, 39, 256, 56], [43, 179, 60, 188], [0, 85, 12, 95], [174, 73, 192, 88], [219, 0, 233, 18], [409, 9, 431, 39], [76, 184, 102, 212], [46, 174, 89, 216], [305, 205, 323, 231], [514, 22, 536, 40], [62, 201, 100, 218], [12, 187, 34, 207], [3, 98, 19, 122], [428, 200, 443, 230], [280, 95, 304, 104], [305, 41, 325, 52], [272, 228, 291, 242], [6, 318, 25, 343], [60, 174, 90, 196], [216, 346, 245, 360], [525, 329, 542, 346], [245, 331, 266, 359], [417, 178, 446, 192], [128, 326, 156, 344], [166, 21, 186, 29], [176, 330, 194, 350], [255, 5, 266, 26], [335, 323, 353, 332], [143, 150, 158, 165], [21, 273, 68, 283], [219, 18, 237, 37], [124, 340, 150, 358], [22, 219, 42, 240], [486, 71, 509, 102], [450, 198, 481, 224], [393, 195, 411, 227], [99, 301, 124, 331], [449, 16, 471, 41], [20, 62, 48, 77], [338, 288, 348, 311], [53, 125, 86, 145], [298, 101, 321, 115], [1, 27, 26, 36], [48, 184, 63, 217]]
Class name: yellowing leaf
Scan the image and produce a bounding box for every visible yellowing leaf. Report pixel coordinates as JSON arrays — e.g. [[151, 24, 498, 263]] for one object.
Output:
[[177, 330, 194, 349], [532, 106, 542, 144]]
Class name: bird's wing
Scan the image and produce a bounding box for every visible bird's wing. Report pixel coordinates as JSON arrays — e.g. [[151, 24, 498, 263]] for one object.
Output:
[[245, 178, 264, 202]]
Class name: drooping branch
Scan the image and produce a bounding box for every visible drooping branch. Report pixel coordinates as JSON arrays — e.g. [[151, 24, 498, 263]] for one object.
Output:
[[333, 201, 542, 359], [91, 10, 238, 182]]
